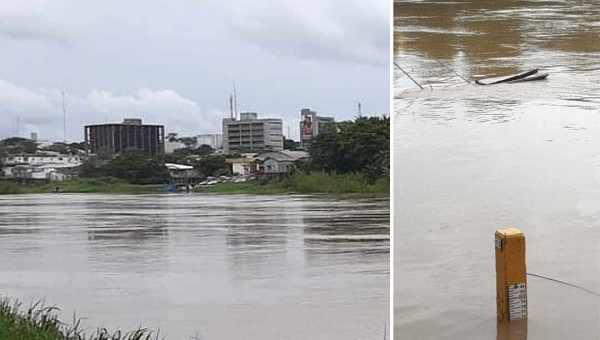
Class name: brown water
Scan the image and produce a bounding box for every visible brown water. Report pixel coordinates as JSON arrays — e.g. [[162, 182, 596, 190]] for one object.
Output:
[[394, 1, 599, 339], [0, 193, 389, 340]]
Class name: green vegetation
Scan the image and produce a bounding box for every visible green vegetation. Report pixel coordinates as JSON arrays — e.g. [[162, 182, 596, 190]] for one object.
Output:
[[189, 155, 230, 178], [308, 116, 390, 183], [0, 297, 157, 340], [80, 152, 169, 185], [0, 182, 22, 195], [1, 172, 387, 196], [80, 151, 230, 185], [199, 171, 388, 195], [283, 171, 388, 194], [162, 144, 214, 164], [0, 178, 161, 195], [0, 137, 38, 154]]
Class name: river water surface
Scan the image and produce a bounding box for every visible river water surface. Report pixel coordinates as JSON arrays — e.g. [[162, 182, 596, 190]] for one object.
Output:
[[395, 1, 599, 339], [0, 194, 389, 340]]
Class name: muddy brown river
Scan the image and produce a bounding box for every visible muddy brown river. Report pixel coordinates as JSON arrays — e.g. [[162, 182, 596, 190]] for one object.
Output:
[[0, 194, 389, 340], [394, 1, 599, 339]]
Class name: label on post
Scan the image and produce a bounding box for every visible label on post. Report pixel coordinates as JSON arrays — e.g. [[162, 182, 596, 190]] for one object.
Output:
[[508, 283, 527, 320]]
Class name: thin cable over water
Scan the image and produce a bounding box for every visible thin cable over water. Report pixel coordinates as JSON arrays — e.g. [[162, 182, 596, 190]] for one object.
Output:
[[527, 272, 600, 297]]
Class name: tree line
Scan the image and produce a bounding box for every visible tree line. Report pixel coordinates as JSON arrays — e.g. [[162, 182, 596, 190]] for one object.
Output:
[[308, 116, 390, 183]]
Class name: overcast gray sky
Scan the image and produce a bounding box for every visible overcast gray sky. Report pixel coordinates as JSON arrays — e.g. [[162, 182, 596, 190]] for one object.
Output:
[[0, 0, 389, 142]]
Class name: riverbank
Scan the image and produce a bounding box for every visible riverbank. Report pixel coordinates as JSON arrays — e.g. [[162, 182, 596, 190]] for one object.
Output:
[[0, 172, 389, 196], [0, 297, 156, 340], [0, 178, 162, 195], [199, 172, 389, 195]]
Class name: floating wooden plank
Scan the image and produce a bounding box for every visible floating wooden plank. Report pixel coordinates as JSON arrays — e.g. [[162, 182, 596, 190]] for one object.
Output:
[[508, 72, 549, 83], [476, 69, 539, 85]]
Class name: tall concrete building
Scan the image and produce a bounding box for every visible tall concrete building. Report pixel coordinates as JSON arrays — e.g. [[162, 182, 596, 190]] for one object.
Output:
[[85, 118, 165, 156], [299, 108, 335, 148], [222, 112, 283, 154]]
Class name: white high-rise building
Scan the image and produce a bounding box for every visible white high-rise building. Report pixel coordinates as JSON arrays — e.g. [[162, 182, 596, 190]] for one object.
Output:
[[222, 112, 283, 154]]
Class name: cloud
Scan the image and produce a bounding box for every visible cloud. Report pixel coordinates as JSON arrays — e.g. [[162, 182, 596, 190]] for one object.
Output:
[[0, 1, 74, 44], [0, 79, 227, 142], [0, 15, 71, 45], [229, 0, 389, 66]]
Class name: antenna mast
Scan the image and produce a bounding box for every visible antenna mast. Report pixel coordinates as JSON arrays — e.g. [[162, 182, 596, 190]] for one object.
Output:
[[62, 90, 67, 143], [358, 101, 362, 117], [229, 93, 234, 119], [233, 83, 238, 120]]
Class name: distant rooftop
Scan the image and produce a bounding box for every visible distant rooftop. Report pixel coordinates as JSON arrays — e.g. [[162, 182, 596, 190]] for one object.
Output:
[[85, 118, 163, 127], [165, 163, 194, 170], [123, 118, 142, 125]]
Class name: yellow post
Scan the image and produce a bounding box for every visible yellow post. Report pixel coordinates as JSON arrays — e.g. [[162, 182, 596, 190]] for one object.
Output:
[[495, 228, 527, 321]]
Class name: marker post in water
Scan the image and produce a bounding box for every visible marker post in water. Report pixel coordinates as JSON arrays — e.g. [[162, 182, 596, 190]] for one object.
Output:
[[495, 228, 527, 321]]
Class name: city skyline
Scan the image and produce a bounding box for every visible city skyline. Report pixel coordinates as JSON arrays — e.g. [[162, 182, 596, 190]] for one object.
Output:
[[3, 105, 357, 144]]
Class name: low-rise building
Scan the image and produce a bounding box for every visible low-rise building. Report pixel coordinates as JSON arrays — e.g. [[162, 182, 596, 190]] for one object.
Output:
[[3, 152, 81, 166], [255, 150, 308, 174], [165, 163, 199, 184], [225, 157, 257, 176], [1, 152, 82, 180], [8, 163, 79, 182]]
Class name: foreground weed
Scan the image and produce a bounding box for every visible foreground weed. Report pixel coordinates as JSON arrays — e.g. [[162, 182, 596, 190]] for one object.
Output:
[[0, 297, 161, 340]]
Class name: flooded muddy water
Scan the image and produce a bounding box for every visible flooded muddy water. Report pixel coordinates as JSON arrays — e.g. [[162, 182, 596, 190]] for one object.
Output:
[[0, 194, 389, 340], [394, 1, 599, 339]]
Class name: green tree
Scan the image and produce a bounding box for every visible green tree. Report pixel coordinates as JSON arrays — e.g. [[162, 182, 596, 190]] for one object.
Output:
[[79, 156, 106, 178], [179, 136, 197, 148], [163, 148, 193, 164], [0, 137, 37, 154], [192, 155, 231, 178], [96, 147, 114, 160], [0, 148, 7, 171], [81, 151, 169, 184], [0, 137, 29, 148], [67, 142, 86, 154], [193, 144, 213, 156], [309, 116, 389, 183], [45, 143, 69, 154], [109, 151, 169, 184], [22, 140, 38, 154]]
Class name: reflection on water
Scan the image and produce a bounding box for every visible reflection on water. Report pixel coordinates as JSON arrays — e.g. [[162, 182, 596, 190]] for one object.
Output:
[[0, 194, 389, 340], [395, 1, 599, 339], [395, 0, 600, 86], [497, 320, 528, 340]]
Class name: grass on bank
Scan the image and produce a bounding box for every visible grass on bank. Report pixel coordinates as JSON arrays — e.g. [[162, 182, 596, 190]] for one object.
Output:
[[199, 171, 389, 195], [0, 172, 389, 196], [0, 178, 162, 195], [0, 298, 158, 340]]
